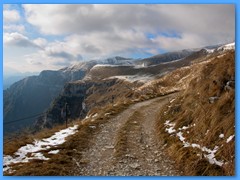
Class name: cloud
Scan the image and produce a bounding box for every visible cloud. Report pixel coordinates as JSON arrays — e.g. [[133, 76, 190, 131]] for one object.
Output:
[[3, 32, 41, 49], [24, 48, 82, 70], [4, 33, 82, 71], [3, 9, 20, 22], [33, 38, 47, 48], [4, 33, 49, 50], [44, 41, 83, 61], [22, 4, 234, 53], [46, 49, 78, 61], [4, 4, 235, 74], [4, 25, 25, 33]]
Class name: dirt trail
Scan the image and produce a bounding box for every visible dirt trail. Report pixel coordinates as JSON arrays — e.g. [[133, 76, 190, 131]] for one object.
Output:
[[73, 94, 180, 176]]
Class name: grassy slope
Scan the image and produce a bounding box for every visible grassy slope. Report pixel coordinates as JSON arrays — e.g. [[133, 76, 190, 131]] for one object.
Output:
[[4, 50, 234, 176], [156, 51, 235, 175], [4, 96, 136, 175]]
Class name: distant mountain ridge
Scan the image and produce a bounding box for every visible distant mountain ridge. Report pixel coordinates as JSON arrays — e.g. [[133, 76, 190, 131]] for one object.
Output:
[[3, 42, 234, 134]]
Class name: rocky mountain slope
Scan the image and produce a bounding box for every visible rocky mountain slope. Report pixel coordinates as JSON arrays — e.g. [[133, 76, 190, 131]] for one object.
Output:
[[33, 47, 213, 130]]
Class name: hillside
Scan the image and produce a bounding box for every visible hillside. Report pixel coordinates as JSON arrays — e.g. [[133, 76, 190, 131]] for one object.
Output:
[[3, 49, 200, 134], [156, 50, 235, 175], [3, 43, 235, 176]]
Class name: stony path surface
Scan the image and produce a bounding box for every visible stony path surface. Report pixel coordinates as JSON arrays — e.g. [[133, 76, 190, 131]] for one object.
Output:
[[73, 94, 180, 176]]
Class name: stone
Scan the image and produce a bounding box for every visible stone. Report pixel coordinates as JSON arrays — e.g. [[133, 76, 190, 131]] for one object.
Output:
[[89, 125, 96, 129], [105, 145, 114, 149], [129, 163, 141, 169]]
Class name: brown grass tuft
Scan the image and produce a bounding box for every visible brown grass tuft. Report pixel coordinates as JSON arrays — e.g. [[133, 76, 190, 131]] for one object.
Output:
[[155, 51, 235, 176]]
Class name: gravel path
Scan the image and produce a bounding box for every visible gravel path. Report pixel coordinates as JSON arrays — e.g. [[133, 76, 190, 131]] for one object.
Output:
[[73, 94, 180, 176]]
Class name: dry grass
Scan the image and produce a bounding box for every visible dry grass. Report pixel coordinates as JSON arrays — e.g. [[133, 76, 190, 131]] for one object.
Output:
[[114, 111, 142, 159], [156, 51, 235, 176], [4, 122, 76, 156], [4, 97, 134, 176]]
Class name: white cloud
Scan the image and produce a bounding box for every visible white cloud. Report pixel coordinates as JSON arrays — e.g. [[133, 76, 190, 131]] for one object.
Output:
[[33, 38, 47, 48], [22, 4, 234, 52], [4, 25, 25, 33], [4, 4, 235, 74], [63, 30, 156, 59], [4, 32, 39, 48], [152, 33, 206, 51], [3, 10, 20, 22]]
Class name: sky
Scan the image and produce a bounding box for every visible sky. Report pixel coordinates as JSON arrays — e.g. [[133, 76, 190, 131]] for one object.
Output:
[[3, 4, 235, 75]]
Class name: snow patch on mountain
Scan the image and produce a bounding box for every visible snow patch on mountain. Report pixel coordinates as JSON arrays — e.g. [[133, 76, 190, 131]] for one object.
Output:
[[163, 120, 225, 167], [107, 74, 155, 83], [217, 42, 235, 52], [92, 64, 132, 69], [3, 125, 78, 173]]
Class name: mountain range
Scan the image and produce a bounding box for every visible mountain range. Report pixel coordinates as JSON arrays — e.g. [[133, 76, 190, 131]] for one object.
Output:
[[3, 43, 234, 135]]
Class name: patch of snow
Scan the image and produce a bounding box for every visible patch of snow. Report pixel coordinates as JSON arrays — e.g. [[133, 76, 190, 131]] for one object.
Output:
[[48, 150, 60, 154], [204, 48, 215, 53], [191, 144, 201, 149], [205, 130, 209, 135], [159, 58, 184, 65], [89, 125, 96, 129], [92, 64, 132, 69], [3, 125, 78, 173], [219, 134, 224, 138], [164, 120, 224, 167], [226, 135, 235, 143], [178, 125, 191, 131], [92, 113, 98, 118], [31, 152, 49, 160], [108, 74, 155, 83], [164, 120, 176, 127], [217, 42, 235, 52], [164, 120, 176, 134], [209, 96, 219, 104], [176, 132, 185, 141], [166, 127, 176, 134], [169, 98, 176, 103]]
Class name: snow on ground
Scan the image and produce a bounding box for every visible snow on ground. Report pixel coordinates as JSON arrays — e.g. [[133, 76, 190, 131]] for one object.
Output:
[[3, 125, 78, 173], [217, 42, 235, 51], [164, 120, 225, 167], [169, 98, 176, 103], [48, 150, 60, 154], [92, 64, 132, 69], [108, 74, 155, 83], [219, 134, 224, 138], [226, 135, 235, 143], [204, 48, 215, 53]]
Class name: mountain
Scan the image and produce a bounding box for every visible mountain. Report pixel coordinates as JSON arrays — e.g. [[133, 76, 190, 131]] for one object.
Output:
[[3, 65, 95, 134], [33, 43, 234, 129], [3, 42, 235, 176], [137, 49, 195, 66], [3, 43, 234, 134], [3, 72, 39, 90], [3, 57, 135, 134]]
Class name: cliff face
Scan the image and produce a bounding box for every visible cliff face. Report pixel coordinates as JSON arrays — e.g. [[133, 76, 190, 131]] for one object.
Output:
[[35, 77, 137, 130], [3, 67, 91, 134]]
